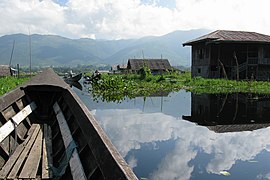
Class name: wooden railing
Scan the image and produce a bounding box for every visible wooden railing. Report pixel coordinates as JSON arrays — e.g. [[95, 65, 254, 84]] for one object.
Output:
[[258, 58, 270, 65], [248, 58, 258, 64]]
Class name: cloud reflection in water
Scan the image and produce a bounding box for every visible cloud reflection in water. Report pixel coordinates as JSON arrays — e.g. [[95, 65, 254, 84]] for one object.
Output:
[[91, 107, 270, 179]]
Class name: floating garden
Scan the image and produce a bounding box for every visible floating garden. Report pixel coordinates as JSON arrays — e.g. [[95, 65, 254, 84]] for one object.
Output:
[[88, 67, 270, 103]]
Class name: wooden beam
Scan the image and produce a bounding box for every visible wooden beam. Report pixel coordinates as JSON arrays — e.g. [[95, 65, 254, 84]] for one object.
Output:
[[0, 102, 37, 143], [7, 124, 40, 179], [0, 124, 38, 179], [53, 102, 87, 180], [19, 128, 43, 179], [42, 124, 53, 179]]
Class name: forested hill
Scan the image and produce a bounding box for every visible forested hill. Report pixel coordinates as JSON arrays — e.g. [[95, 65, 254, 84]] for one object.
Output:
[[0, 29, 209, 67]]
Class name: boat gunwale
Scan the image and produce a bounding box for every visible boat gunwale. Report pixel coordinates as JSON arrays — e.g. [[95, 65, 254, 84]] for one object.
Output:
[[63, 85, 138, 179], [0, 86, 25, 111], [0, 68, 138, 179]]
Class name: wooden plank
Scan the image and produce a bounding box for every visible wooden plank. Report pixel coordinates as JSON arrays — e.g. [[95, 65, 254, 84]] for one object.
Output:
[[16, 99, 31, 126], [7, 125, 41, 179], [0, 102, 37, 143], [1, 106, 16, 121], [19, 128, 43, 179], [16, 99, 31, 129], [42, 124, 53, 179], [0, 124, 38, 179], [53, 102, 87, 180], [12, 101, 37, 124]]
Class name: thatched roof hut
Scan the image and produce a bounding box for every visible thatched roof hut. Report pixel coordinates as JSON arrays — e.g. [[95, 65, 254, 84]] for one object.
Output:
[[127, 59, 172, 74], [0, 65, 11, 77]]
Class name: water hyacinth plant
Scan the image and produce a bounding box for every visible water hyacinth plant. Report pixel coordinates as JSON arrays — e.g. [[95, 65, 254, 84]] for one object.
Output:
[[89, 71, 270, 103]]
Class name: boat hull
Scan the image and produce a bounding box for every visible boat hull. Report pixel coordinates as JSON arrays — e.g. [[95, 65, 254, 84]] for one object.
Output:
[[64, 73, 82, 82], [0, 69, 137, 180]]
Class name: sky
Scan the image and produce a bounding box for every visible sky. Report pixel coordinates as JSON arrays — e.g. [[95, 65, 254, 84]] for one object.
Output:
[[1, 0, 270, 40]]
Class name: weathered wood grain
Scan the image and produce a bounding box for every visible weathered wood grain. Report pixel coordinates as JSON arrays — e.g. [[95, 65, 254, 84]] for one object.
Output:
[[42, 124, 53, 179], [0, 124, 38, 179], [7, 124, 41, 179], [19, 128, 43, 179], [0, 102, 37, 143], [53, 102, 87, 180]]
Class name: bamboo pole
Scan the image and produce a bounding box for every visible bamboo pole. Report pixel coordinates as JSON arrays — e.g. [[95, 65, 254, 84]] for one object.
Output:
[[218, 59, 227, 79], [9, 40, 15, 67], [28, 28, 32, 77]]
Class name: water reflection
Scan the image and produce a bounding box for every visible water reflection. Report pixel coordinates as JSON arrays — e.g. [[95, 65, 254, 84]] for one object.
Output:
[[75, 89, 270, 180], [183, 93, 270, 133]]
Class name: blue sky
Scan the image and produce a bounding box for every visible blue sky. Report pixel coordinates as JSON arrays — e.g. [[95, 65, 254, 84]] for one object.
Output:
[[1, 0, 270, 39], [53, 0, 68, 6], [53, 0, 176, 8], [140, 0, 176, 9]]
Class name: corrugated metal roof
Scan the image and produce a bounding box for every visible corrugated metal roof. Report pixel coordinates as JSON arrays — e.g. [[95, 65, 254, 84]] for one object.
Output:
[[0, 65, 11, 77], [127, 59, 172, 71], [183, 30, 270, 46]]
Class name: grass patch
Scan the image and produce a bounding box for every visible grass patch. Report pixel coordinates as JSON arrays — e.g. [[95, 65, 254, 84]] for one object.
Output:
[[0, 77, 29, 96]]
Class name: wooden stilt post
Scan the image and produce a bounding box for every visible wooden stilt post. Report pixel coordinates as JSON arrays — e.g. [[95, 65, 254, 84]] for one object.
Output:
[[233, 51, 239, 80], [218, 59, 227, 79]]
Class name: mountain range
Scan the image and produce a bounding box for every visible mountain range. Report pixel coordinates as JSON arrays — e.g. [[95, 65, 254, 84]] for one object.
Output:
[[0, 29, 209, 67]]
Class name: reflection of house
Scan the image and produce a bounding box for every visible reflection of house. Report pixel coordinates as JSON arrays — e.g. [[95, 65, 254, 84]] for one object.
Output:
[[183, 30, 270, 80], [182, 93, 270, 133], [127, 59, 172, 74]]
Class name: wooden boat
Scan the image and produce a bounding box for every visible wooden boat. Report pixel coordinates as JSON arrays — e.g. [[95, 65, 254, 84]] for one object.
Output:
[[0, 69, 137, 180], [66, 81, 83, 91], [64, 72, 82, 82]]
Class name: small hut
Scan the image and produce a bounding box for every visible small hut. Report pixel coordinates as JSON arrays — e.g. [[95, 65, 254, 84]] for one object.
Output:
[[111, 64, 128, 74], [127, 59, 172, 74], [0, 65, 12, 77]]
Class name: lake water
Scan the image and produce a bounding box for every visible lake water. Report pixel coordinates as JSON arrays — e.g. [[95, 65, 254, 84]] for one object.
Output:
[[74, 85, 270, 180]]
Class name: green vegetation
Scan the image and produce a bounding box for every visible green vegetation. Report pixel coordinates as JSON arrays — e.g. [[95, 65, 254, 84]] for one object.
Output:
[[89, 68, 184, 103], [184, 76, 270, 94], [89, 69, 270, 102], [0, 77, 29, 96]]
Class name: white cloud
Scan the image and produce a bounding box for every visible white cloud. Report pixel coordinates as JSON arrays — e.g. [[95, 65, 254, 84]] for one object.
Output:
[[173, 0, 270, 34], [1, 0, 270, 39]]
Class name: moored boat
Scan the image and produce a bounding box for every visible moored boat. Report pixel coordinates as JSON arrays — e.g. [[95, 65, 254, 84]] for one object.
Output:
[[64, 72, 82, 82], [0, 69, 137, 179]]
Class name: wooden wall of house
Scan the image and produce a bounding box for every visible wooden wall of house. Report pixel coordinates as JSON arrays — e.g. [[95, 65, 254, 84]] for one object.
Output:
[[192, 43, 210, 66], [191, 43, 211, 78], [217, 44, 249, 66], [191, 42, 270, 80], [258, 45, 270, 65], [257, 66, 270, 80]]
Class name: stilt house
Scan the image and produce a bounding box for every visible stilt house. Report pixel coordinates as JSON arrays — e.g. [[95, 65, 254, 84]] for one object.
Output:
[[183, 30, 270, 80]]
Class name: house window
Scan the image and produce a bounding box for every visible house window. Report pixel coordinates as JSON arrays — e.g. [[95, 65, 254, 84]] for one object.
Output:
[[198, 68, 201, 74], [264, 46, 270, 58], [198, 49, 204, 59]]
